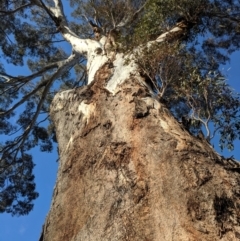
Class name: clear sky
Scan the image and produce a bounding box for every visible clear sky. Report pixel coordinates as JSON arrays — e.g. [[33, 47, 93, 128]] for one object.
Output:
[[0, 150, 58, 241], [1, 5, 240, 241]]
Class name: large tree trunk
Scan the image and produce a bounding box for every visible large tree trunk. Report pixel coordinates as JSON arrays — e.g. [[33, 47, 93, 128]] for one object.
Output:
[[41, 61, 240, 241]]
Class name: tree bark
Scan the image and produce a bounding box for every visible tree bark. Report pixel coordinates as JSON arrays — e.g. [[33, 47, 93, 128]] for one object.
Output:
[[42, 62, 240, 241]]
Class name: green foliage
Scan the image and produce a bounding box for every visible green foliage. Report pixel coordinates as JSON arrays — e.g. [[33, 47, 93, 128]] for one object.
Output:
[[0, 0, 240, 215], [0, 153, 38, 216], [134, 0, 240, 149], [0, 0, 83, 216]]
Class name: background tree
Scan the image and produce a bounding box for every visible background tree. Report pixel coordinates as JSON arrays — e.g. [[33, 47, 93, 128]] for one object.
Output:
[[0, 0, 240, 224]]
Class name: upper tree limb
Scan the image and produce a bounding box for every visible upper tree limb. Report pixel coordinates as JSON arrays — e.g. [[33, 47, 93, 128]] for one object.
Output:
[[31, 0, 102, 56], [1, 53, 79, 158], [0, 54, 79, 117], [0, 3, 32, 16]]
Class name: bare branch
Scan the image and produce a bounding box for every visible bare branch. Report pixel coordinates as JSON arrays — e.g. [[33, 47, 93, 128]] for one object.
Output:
[[132, 20, 190, 56], [156, 23, 187, 43], [52, 0, 65, 16], [89, 0, 102, 26], [110, 10, 116, 28], [36, 115, 50, 126], [15, 53, 78, 153], [0, 26, 14, 44], [0, 62, 59, 87], [117, 0, 148, 28], [38, 0, 60, 22], [0, 74, 13, 82], [0, 55, 79, 117], [188, 99, 211, 140], [0, 79, 49, 117], [1, 53, 79, 158], [210, 12, 240, 24], [0, 3, 32, 16], [31, 0, 66, 26]]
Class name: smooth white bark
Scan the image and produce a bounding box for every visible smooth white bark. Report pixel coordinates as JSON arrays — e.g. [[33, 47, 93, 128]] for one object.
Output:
[[32, 0, 186, 93], [105, 54, 139, 93]]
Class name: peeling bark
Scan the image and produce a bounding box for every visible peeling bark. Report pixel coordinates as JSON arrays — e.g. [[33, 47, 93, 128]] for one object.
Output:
[[41, 63, 240, 241]]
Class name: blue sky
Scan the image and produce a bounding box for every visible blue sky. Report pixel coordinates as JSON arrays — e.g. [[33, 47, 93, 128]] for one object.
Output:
[[0, 61, 59, 240], [0, 149, 58, 241], [1, 3, 240, 241]]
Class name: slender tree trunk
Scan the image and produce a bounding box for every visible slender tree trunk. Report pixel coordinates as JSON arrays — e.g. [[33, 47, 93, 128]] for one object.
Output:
[[41, 60, 240, 241]]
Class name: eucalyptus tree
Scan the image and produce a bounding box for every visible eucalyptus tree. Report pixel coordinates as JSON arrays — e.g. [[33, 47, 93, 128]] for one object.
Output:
[[0, 0, 240, 225]]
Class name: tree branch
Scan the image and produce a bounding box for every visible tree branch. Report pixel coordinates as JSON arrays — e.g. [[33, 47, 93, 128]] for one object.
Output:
[[1, 53, 79, 157], [32, 0, 102, 56], [132, 20, 190, 55], [0, 79, 49, 117], [211, 12, 240, 24], [15, 53, 78, 152], [117, 1, 148, 28], [0, 62, 58, 86], [154, 22, 188, 44], [0, 3, 32, 16], [0, 55, 79, 117]]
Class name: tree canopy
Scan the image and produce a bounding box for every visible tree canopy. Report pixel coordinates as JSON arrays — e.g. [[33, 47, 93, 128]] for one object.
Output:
[[0, 0, 240, 216]]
